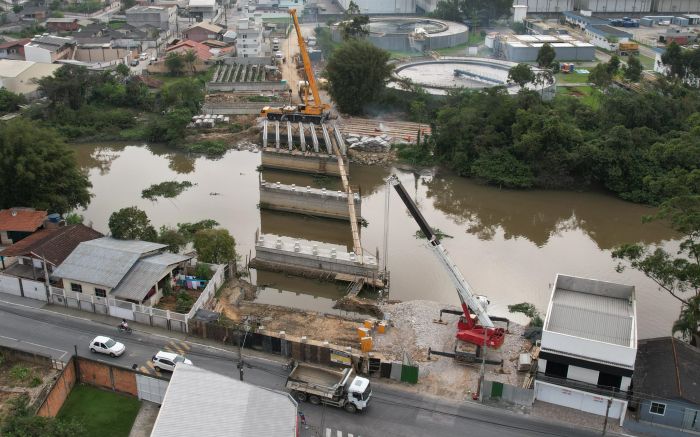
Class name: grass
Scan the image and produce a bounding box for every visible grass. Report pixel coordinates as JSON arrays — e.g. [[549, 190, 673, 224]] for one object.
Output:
[[148, 70, 212, 87], [556, 85, 601, 108], [57, 384, 141, 437], [435, 42, 469, 56], [108, 21, 126, 29], [555, 72, 590, 84]]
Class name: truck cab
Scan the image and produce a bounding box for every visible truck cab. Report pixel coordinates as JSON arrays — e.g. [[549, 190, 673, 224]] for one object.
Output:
[[346, 375, 372, 412]]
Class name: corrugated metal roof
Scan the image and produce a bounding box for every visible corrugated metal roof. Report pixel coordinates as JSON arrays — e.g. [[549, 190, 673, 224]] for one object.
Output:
[[152, 365, 297, 437], [111, 253, 190, 300], [547, 289, 633, 346], [52, 238, 166, 288]]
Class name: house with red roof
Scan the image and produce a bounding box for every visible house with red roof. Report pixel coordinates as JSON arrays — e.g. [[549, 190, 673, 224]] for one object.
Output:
[[0, 39, 30, 61], [0, 224, 103, 281], [166, 39, 212, 61], [0, 208, 47, 246]]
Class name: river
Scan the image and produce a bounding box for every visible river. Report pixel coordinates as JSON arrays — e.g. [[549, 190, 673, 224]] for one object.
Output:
[[71, 143, 681, 339]]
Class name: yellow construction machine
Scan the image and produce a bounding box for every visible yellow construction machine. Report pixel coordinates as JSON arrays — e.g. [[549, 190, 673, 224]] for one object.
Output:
[[260, 9, 331, 123]]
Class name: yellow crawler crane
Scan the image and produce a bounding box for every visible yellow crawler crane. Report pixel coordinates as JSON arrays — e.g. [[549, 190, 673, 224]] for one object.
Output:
[[260, 9, 331, 124]]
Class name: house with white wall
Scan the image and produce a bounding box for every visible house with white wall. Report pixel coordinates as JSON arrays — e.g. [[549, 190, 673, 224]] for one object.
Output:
[[24, 35, 76, 64], [584, 24, 632, 51], [52, 238, 191, 306], [535, 274, 637, 426], [236, 16, 263, 57]]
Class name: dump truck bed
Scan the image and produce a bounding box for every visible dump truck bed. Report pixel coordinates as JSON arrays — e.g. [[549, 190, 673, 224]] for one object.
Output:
[[290, 364, 345, 388]]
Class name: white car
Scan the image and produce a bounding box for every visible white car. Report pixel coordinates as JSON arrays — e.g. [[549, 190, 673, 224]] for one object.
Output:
[[152, 350, 193, 372], [274, 51, 284, 60], [89, 336, 126, 357]]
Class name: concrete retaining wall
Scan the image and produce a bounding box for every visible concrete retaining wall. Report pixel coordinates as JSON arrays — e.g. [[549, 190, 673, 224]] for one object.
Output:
[[259, 180, 361, 220], [203, 102, 268, 115], [261, 148, 341, 176], [483, 380, 535, 406], [206, 81, 288, 92]]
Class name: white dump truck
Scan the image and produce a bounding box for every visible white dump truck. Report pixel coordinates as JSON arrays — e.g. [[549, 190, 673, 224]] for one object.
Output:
[[286, 362, 372, 413]]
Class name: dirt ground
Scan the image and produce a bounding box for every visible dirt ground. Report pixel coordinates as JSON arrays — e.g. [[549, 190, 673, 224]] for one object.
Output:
[[156, 288, 201, 312], [0, 359, 59, 423], [216, 280, 532, 401]]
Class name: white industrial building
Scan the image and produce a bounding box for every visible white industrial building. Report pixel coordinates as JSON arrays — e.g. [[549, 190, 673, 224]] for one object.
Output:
[[0, 60, 61, 96], [236, 16, 263, 57], [494, 33, 595, 61], [188, 0, 219, 22], [337, 0, 416, 14], [535, 274, 637, 426], [125, 5, 177, 31]]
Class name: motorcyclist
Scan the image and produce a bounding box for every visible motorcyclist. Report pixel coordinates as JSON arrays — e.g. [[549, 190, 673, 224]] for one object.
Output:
[[119, 319, 129, 330]]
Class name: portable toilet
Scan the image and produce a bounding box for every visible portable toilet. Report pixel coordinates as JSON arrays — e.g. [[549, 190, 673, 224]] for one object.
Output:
[[569, 63, 575, 73]]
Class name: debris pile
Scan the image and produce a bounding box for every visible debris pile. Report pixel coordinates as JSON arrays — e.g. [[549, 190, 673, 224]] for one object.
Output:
[[345, 135, 394, 153]]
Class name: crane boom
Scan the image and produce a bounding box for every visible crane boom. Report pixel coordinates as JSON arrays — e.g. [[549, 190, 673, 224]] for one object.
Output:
[[289, 9, 325, 113], [387, 175, 495, 329]]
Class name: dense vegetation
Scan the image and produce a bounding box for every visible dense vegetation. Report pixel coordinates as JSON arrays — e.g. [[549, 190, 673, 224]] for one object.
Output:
[[0, 118, 92, 214], [326, 40, 393, 115], [431, 0, 513, 25], [141, 181, 194, 201], [29, 65, 204, 145], [417, 82, 700, 205]]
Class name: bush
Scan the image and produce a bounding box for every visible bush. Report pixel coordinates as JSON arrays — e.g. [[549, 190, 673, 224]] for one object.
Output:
[[10, 365, 30, 383], [161, 281, 173, 297], [29, 376, 43, 388], [194, 263, 214, 280], [180, 140, 230, 157], [175, 292, 194, 313]]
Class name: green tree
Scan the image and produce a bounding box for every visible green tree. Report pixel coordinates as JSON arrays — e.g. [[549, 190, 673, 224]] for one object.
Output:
[[624, 55, 643, 82], [182, 49, 198, 75], [536, 43, 556, 68], [339, 2, 369, 40], [193, 228, 236, 264], [158, 226, 187, 253], [471, 148, 534, 188], [660, 42, 686, 80], [165, 52, 185, 76], [37, 65, 97, 110], [589, 62, 613, 88], [325, 39, 393, 115], [160, 78, 203, 115], [0, 88, 26, 114], [12, 4, 23, 13], [607, 55, 621, 75], [115, 63, 130, 78], [507, 63, 535, 89], [431, 0, 462, 21], [613, 195, 700, 345], [108, 206, 157, 241], [64, 212, 84, 224], [1, 394, 86, 437], [0, 119, 92, 214], [177, 219, 219, 240], [508, 302, 544, 327]]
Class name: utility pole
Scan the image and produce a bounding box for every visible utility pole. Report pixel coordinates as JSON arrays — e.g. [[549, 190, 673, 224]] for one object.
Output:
[[478, 328, 487, 402], [602, 397, 613, 435], [237, 324, 250, 381]]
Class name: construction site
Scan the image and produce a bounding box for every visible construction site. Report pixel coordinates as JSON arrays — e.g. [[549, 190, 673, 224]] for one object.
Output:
[[193, 8, 536, 401]]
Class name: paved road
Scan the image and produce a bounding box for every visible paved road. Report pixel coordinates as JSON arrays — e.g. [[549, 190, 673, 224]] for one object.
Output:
[[0, 295, 621, 437]]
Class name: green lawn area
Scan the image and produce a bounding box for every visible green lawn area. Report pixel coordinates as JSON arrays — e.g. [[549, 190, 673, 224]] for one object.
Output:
[[108, 21, 126, 29], [57, 384, 141, 437], [435, 42, 469, 56], [555, 72, 590, 83], [557, 85, 601, 108], [148, 69, 213, 87], [638, 54, 655, 70]]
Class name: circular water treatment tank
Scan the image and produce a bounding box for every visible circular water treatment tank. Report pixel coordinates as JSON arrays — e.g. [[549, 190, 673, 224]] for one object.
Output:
[[368, 18, 449, 35], [392, 58, 555, 96]]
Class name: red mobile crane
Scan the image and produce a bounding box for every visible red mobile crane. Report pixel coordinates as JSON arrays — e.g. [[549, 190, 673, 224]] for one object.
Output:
[[387, 175, 506, 351]]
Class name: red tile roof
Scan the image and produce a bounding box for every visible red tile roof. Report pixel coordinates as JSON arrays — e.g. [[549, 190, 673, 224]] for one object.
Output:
[[166, 39, 212, 61], [0, 209, 47, 232], [0, 224, 103, 266], [0, 39, 30, 49]]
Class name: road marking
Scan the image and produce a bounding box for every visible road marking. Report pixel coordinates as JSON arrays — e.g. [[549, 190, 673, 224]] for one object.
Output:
[[0, 334, 68, 360]]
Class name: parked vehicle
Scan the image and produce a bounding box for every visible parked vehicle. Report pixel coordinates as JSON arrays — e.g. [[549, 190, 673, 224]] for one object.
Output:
[[89, 336, 125, 357], [286, 362, 371, 413], [152, 350, 193, 372]]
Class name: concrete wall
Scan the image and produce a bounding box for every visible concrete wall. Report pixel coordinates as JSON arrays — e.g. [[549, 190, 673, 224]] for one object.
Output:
[[202, 101, 268, 115], [259, 181, 361, 220], [505, 44, 595, 61], [206, 81, 288, 92], [24, 45, 52, 64], [654, 0, 700, 12], [255, 245, 378, 278], [261, 148, 341, 176], [75, 47, 134, 63], [338, 0, 416, 13], [60, 278, 112, 298], [535, 380, 628, 425], [513, 0, 574, 12], [483, 380, 535, 406]]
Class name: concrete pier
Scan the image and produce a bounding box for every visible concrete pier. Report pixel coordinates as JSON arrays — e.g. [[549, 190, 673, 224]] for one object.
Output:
[[261, 148, 342, 176], [253, 234, 379, 280], [259, 180, 361, 221]]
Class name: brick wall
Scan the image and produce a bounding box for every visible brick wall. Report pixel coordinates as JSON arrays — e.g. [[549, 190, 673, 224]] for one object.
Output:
[[37, 361, 76, 417], [76, 357, 138, 396]]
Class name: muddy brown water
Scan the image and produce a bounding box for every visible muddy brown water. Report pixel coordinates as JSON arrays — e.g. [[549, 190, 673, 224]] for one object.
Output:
[[72, 143, 681, 339]]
